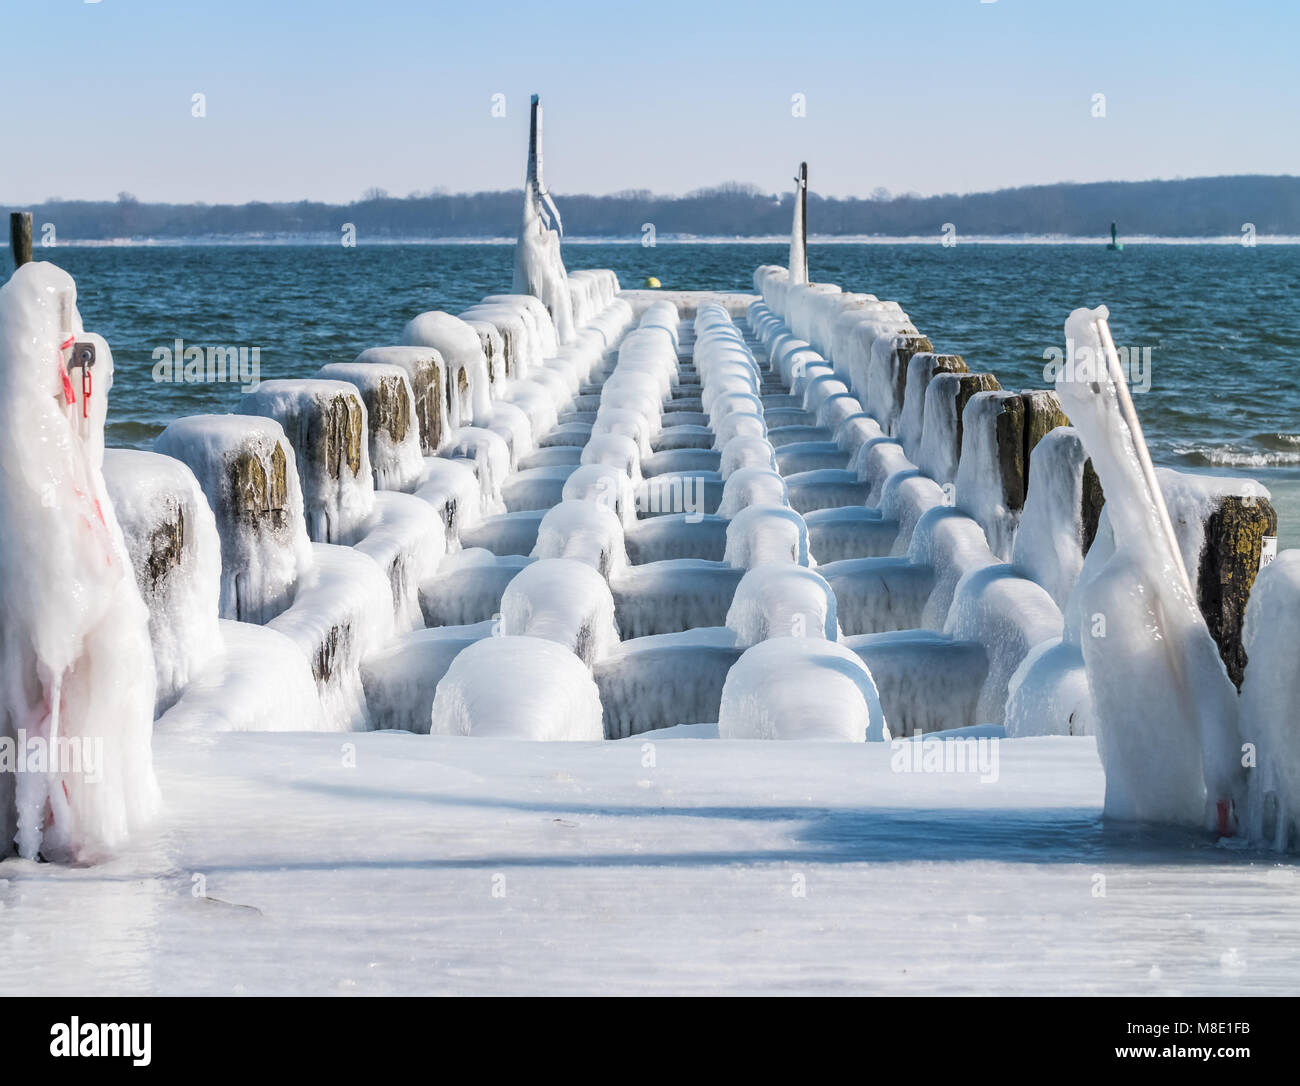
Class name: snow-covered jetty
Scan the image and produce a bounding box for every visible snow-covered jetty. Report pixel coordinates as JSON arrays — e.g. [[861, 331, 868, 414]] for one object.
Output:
[[2, 102, 1296, 865]]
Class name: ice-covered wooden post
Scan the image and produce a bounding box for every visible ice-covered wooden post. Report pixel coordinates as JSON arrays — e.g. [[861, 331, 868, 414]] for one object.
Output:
[[355, 345, 450, 454], [239, 379, 375, 544], [988, 389, 1071, 513], [154, 414, 314, 623], [1199, 494, 1277, 688], [915, 370, 1001, 483], [102, 449, 223, 714], [316, 362, 423, 492], [9, 212, 32, 268]]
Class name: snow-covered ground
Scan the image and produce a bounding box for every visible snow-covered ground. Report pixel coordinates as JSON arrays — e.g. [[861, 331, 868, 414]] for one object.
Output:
[[3, 729, 1296, 996]]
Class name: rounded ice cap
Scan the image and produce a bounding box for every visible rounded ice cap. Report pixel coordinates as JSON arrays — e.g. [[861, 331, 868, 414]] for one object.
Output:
[[430, 635, 604, 740], [726, 565, 839, 647], [719, 637, 887, 741], [717, 466, 787, 518], [501, 557, 619, 665], [725, 503, 810, 568]]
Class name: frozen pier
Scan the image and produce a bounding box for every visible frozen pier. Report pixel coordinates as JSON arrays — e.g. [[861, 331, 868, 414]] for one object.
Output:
[[3, 99, 1299, 891]]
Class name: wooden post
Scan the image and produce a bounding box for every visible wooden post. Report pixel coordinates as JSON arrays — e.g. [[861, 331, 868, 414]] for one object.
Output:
[[989, 393, 1027, 510], [1198, 494, 1277, 689], [1080, 459, 1105, 554], [9, 212, 32, 269]]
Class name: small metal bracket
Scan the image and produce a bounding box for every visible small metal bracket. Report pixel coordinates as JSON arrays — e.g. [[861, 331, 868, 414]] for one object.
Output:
[[67, 342, 96, 371]]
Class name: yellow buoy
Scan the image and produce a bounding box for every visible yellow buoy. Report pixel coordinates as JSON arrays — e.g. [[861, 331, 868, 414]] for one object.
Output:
[[643, 277, 661, 288]]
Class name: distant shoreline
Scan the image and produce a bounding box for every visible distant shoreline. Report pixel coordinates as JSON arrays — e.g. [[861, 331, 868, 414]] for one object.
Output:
[[7, 234, 1300, 247]]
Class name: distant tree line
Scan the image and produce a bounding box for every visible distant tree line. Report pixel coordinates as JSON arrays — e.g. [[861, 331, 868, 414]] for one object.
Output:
[[8, 175, 1300, 240]]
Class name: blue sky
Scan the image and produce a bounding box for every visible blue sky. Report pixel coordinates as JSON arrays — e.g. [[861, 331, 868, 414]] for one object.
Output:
[[4, 0, 1298, 203]]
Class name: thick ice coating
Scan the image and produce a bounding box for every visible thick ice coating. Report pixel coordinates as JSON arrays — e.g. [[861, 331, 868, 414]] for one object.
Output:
[[102, 448, 222, 714], [155, 413, 314, 624], [0, 262, 160, 861], [1056, 305, 1240, 830], [726, 565, 839, 647], [430, 635, 603, 739], [501, 557, 619, 665], [718, 638, 887, 741], [238, 379, 375, 545]]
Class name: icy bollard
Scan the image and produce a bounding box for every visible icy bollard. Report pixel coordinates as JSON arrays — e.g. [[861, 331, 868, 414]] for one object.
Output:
[[592, 406, 655, 459], [726, 565, 839, 647], [399, 311, 491, 428], [562, 463, 638, 526], [356, 491, 447, 633], [719, 638, 887, 741], [602, 369, 668, 417], [701, 371, 761, 415], [155, 619, 325, 733], [915, 371, 1002, 486], [460, 318, 509, 390], [0, 262, 160, 861], [155, 413, 313, 624], [953, 391, 1027, 561], [354, 346, 451, 454], [501, 557, 620, 665], [430, 635, 603, 739], [581, 432, 643, 483], [239, 379, 374, 545], [596, 388, 663, 441], [706, 390, 765, 425], [567, 274, 596, 329], [532, 499, 628, 577], [717, 467, 788, 518], [268, 542, 396, 731], [710, 411, 767, 449], [863, 332, 935, 433], [460, 306, 531, 381], [898, 353, 968, 462], [102, 449, 222, 715], [1056, 305, 1240, 830], [1011, 426, 1097, 610], [724, 504, 811, 568], [719, 435, 778, 479], [316, 362, 423, 492]]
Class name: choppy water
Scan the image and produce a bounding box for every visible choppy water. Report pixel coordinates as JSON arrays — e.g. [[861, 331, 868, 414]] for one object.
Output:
[[30, 241, 1300, 542]]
